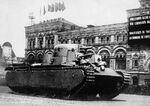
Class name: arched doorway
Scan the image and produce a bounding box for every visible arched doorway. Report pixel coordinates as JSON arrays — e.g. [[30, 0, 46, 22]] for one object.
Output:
[[27, 54, 35, 64], [43, 52, 53, 64], [115, 49, 126, 70], [36, 53, 43, 63], [132, 76, 138, 85], [99, 50, 110, 68]]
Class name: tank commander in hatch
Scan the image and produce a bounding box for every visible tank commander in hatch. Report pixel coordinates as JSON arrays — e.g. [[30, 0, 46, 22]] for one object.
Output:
[[90, 54, 106, 71]]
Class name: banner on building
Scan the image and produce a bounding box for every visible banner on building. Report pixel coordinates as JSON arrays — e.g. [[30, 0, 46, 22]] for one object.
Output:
[[128, 14, 150, 45]]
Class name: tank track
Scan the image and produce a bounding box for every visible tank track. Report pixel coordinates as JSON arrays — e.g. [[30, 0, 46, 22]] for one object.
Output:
[[6, 65, 97, 99], [121, 72, 131, 91], [116, 71, 131, 91], [6, 65, 127, 99], [69, 66, 97, 98]]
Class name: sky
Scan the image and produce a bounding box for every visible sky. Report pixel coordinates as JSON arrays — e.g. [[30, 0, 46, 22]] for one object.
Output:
[[0, 0, 140, 57]]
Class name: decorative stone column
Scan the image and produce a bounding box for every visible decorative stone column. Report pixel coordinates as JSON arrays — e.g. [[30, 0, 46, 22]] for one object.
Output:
[[110, 56, 115, 70], [99, 37, 101, 43], [35, 37, 38, 48], [111, 35, 114, 43], [68, 39, 72, 44], [95, 36, 99, 44], [42, 36, 46, 48], [54, 34, 58, 46], [25, 37, 28, 49], [126, 54, 132, 71], [81, 38, 85, 44]]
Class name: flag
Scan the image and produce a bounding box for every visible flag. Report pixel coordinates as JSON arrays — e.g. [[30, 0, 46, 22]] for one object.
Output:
[[43, 6, 46, 15], [48, 4, 51, 12], [61, 2, 65, 11], [51, 4, 55, 12], [58, 2, 62, 11], [55, 2, 59, 12], [47, 1, 66, 13]]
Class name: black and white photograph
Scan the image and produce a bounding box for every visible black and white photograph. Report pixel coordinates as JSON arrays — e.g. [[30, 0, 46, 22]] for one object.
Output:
[[0, 0, 150, 106]]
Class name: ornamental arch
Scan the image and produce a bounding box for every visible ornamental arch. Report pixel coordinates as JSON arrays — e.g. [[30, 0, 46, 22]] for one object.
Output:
[[86, 49, 95, 55], [114, 48, 126, 70], [43, 51, 54, 65], [112, 46, 126, 56], [132, 76, 138, 85], [36, 52, 44, 63], [98, 49, 111, 68], [26, 52, 36, 64]]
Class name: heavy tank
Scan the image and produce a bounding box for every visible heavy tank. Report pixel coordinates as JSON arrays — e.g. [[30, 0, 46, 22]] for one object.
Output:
[[5, 44, 130, 100]]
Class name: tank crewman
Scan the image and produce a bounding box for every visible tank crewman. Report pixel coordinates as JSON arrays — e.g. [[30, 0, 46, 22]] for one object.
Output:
[[75, 52, 93, 65], [96, 55, 106, 71], [90, 54, 106, 71]]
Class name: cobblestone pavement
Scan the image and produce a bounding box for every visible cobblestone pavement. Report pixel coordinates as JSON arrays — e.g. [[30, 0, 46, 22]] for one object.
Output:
[[0, 86, 150, 106]]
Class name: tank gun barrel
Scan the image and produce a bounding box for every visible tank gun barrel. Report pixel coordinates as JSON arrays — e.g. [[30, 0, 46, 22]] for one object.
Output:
[[78, 53, 93, 59], [79, 46, 93, 53], [80, 46, 92, 50]]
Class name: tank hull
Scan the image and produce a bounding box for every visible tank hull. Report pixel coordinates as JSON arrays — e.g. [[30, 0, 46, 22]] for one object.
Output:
[[5, 65, 125, 99]]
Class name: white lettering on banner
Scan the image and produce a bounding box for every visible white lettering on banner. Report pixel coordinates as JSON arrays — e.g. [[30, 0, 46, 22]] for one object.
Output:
[[147, 20, 150, 23], [142, 31, 145, 34], [130, 22, 134, 25], [129, 20, 150, 26], [145, 35, 150, 38], [134, 21, 146, 25], [142, 16, 149, 19], [129, 35, 150, 40], [146, 30, 150, 33], [129, 15, 150, 21], [128, 15, 150, 41], [130, 36, 141, 39], [130, 17, 141, 21], [129, 31, 142, 35], [129, 30, 150, 35]]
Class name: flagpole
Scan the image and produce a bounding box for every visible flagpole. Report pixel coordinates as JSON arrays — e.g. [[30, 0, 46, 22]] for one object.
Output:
[[39, 0, 43, 23]]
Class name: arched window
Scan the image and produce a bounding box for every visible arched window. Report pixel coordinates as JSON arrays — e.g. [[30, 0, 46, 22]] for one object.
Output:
[[132, 53, 139, 68], [115, 49, 126, 70], [132, 76, 138, 85], [38, 37, 43, 49], [27, 54, 35, 64], [123, 35, 126, 41], [86, 38, 89, 45], [101, 37, 105, 44], [99, 50, 110, 68], [29, 39, 32, 49], [106, 36, 110, 43], [37, 53, 43, 63], [43, 52, 53, 64], [32, 38, 35, 49], [77, 38, 81, 44], [92, 37, 95, 44]]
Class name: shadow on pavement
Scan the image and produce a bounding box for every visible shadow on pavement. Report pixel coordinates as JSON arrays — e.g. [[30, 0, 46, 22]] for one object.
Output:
[[8, 90, 126, 102], [0, 86, 11, 93]]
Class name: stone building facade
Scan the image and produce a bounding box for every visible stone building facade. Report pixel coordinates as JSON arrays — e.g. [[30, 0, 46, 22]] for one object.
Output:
[[25, 19, 128, 70], [25, 0, 150, 85], [126, 0, 150, 85]]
